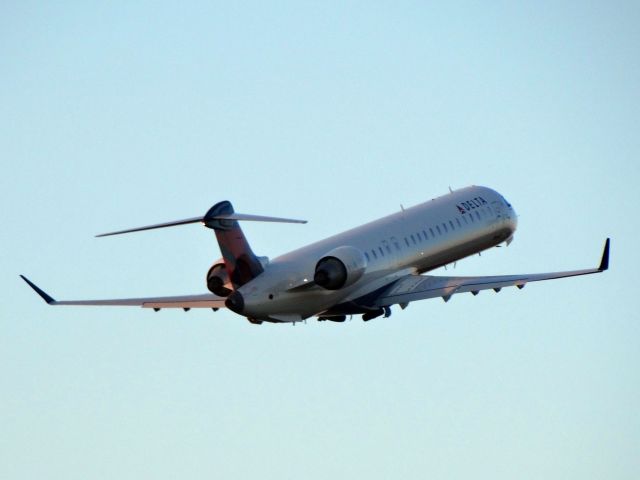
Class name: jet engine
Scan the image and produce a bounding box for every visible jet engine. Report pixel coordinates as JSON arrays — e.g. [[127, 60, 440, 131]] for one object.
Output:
[[314, 246, 367, 290], [206, 261, 233, 297]]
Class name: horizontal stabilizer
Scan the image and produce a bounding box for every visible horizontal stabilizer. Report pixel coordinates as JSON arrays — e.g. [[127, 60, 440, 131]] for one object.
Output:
[[96, 216, 203, 237], [96, 209, 307, 237]]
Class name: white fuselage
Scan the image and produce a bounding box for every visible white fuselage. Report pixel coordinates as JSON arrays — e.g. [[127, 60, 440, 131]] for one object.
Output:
[[238, 186, 517, 320]]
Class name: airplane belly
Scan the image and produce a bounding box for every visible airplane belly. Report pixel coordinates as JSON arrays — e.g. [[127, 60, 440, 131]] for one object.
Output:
[[240, 283, 347, 321]]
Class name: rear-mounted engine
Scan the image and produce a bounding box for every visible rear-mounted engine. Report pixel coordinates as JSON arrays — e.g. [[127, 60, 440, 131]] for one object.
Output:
[[314, 246, 367, 290], [206, 262, 233, 297]]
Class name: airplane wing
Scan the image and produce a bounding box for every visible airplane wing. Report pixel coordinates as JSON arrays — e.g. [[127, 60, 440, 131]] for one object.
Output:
[[372, 238, 610, 306], [19, 276, 226, 310]]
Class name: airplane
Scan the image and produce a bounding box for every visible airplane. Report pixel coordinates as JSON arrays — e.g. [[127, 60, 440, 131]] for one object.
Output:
[[21, 185, 610, 324]]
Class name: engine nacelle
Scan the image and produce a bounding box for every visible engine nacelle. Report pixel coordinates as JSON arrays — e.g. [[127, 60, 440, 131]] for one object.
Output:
[[206, 261, 233, 297], [314, 246, 368, 290]]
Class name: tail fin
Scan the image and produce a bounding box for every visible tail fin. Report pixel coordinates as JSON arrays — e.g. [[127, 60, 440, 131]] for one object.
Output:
[[204, 201, 264, 288], [95, 201, 306, 289]]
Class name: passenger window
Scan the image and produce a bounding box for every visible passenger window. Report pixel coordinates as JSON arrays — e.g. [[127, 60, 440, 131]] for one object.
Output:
[[405, 237, 410, 247], [442, 223, 448, 233], [456, 218, 461, 227], [436, 225, 441, 235], [371, 249, 377, 259], [365, 252, 370, 262], [449, 220, 455, 230], [410, 234, 416, 244], [422, 230, 428, 241], [385, 245, 392, 254], [475, 211, 481, 220], [430, 227, 435, 237], [379, 247, 385, 256]]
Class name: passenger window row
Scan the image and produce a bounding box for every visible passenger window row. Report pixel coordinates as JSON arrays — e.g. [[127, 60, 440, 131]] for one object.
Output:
[[363, 206, 494, 263]]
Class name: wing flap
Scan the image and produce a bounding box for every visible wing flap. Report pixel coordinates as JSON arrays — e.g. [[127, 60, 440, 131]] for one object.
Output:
[[56, 294, 226, 309]]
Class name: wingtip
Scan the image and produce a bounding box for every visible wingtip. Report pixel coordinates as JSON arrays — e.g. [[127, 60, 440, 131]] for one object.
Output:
[[598, 238, 610, 272], [20, 275, 56, 304]]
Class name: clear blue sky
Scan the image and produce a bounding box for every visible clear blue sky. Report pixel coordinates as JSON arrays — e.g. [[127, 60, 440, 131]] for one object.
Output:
[[1, 2, 638, 479]]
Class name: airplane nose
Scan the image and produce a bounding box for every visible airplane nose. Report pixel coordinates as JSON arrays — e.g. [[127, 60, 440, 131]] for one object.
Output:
[[225, 291, 244, 314]]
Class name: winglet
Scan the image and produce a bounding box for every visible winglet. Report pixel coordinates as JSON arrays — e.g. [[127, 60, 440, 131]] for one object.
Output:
[[598, 238, 610, 272], [20, 275, 56, 304]]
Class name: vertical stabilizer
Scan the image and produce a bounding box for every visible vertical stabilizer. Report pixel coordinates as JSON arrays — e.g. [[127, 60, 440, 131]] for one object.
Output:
[[204, 201, 264, 288]]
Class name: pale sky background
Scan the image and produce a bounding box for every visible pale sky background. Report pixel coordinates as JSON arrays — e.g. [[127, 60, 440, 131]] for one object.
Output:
[[1, 2, 639, 479]]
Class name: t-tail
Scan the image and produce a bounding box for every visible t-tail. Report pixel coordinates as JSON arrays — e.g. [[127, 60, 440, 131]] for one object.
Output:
[[204, 201, 264, 288], [95, 202, 307, 290]]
